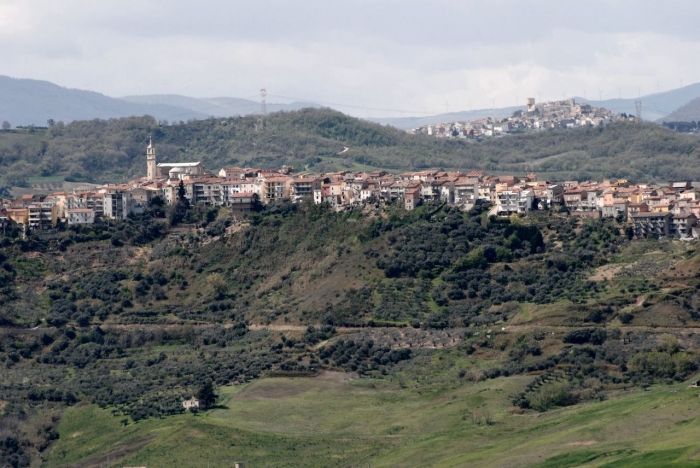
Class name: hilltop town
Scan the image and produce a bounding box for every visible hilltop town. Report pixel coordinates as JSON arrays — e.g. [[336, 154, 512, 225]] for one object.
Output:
[[409, 99, 631, 138], [0, 135, 698, 240]]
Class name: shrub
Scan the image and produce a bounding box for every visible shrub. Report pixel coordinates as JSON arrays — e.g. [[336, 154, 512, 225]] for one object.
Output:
[[563, 328, 607, 345], [528, 381, 577, 411]]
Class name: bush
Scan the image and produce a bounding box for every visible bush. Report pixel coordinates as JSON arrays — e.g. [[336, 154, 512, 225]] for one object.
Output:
[[618, 312, 634, 324], [563, 328, 607, 345], [528, 381, 577, 411]]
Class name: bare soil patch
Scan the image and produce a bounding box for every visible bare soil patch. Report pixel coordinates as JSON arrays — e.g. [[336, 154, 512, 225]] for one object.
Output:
[[589, 264, 622, 281], [315, 370, 358, 382], [566, 440, 598, 447], [249, 324, 308, 332], [128, 247, 151, 264]]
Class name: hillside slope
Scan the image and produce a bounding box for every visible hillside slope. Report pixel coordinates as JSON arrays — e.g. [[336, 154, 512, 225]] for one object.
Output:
[[661, 96, 700, 123], [45, 375, 700, 468], [3, 203, 700, 466], [2, 109, 700, 185]]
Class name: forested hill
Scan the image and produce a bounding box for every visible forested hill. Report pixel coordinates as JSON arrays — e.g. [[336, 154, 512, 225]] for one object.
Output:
[[2, 108, 700, 185], [661, 96, 700, 123]]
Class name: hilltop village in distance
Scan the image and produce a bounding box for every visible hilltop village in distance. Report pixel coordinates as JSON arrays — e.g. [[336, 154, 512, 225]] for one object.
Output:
[[409, 98, 633, 138]]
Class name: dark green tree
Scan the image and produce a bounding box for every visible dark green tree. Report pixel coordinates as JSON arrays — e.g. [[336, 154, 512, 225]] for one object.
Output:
[[196, 381, 218, 409], [169, 181, 191, 226], [251, 193, 263, 213], [177, 180, 189, 208]]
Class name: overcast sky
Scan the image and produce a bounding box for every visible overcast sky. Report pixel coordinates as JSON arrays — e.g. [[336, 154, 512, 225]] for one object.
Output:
[[2, 0, 700, 117]]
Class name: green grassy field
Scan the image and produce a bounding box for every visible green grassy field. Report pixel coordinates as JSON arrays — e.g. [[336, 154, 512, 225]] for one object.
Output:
[[45, 371, 700, 468]]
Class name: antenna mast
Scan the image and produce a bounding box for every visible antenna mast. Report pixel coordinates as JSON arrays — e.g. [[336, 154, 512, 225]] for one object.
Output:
[[635, 100, 642, 122], [260, 88, 267, 116], [257, 88, 268, 131]]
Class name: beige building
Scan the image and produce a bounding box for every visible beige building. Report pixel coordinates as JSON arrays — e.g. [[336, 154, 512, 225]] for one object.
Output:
[[262, 176, 291, 203], [6, 208, 28, 226]]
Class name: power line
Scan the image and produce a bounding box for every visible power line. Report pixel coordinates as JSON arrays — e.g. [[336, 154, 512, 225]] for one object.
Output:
[[641, 105, 672, 116]]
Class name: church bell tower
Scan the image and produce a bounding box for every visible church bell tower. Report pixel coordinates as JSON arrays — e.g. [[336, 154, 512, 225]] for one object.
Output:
[[146, 135, 157, 180]]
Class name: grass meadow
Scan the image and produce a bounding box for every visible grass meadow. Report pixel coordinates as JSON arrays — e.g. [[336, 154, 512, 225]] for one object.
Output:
[[44, 371, 700, 467]]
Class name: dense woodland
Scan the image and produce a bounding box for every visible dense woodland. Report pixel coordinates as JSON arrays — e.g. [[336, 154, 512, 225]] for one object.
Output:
[[2, 109, 700, 188], [2, 200, 700, 465]]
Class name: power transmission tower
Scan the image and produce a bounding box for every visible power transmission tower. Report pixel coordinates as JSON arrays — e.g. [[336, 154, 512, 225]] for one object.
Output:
[[635, 100, 642, 122]]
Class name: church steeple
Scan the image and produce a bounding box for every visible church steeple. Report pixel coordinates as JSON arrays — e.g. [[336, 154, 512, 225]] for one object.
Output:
[[146, 134, 157, 180]]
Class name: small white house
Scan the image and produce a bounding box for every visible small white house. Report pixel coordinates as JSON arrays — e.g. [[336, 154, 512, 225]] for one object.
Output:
[[182, 397, 200, 411]]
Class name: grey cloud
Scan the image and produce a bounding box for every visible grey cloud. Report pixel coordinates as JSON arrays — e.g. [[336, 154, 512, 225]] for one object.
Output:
[[2, 0, 700, 116], [16, 0, 700, 45]]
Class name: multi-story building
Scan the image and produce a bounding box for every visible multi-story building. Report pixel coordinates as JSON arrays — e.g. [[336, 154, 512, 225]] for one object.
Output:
[[631, 212, 671, 238], [66, 208, 96, 225], [601, 199, 628, 218], [454, 177, 479, 205], [262, 176, 291, 203], [74, 192, 104, 218], [228, 192, 256, 217], [27, 202, 57, 230], [290, 177, 322, 201], [103, 191, 136, 219], [192, 180, 223, 205], [497, 189, 534, 215], [670, 213, 697, 238]]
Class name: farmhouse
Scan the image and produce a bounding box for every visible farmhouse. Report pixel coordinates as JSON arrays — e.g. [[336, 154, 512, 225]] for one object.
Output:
[[182, 397, 200, 411]]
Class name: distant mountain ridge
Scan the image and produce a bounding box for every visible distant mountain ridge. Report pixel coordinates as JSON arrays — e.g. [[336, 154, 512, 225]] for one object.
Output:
[[0, 76, 210, 126], [4, 74, 700, 129], [0, 76, 319, 127], [570, 83, 700, 122]]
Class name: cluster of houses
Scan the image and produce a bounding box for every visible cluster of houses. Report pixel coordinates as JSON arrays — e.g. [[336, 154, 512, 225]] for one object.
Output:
[[409, 99, 629, 139], [0, 138, 698, 239], [558, 179, 700, 239]]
